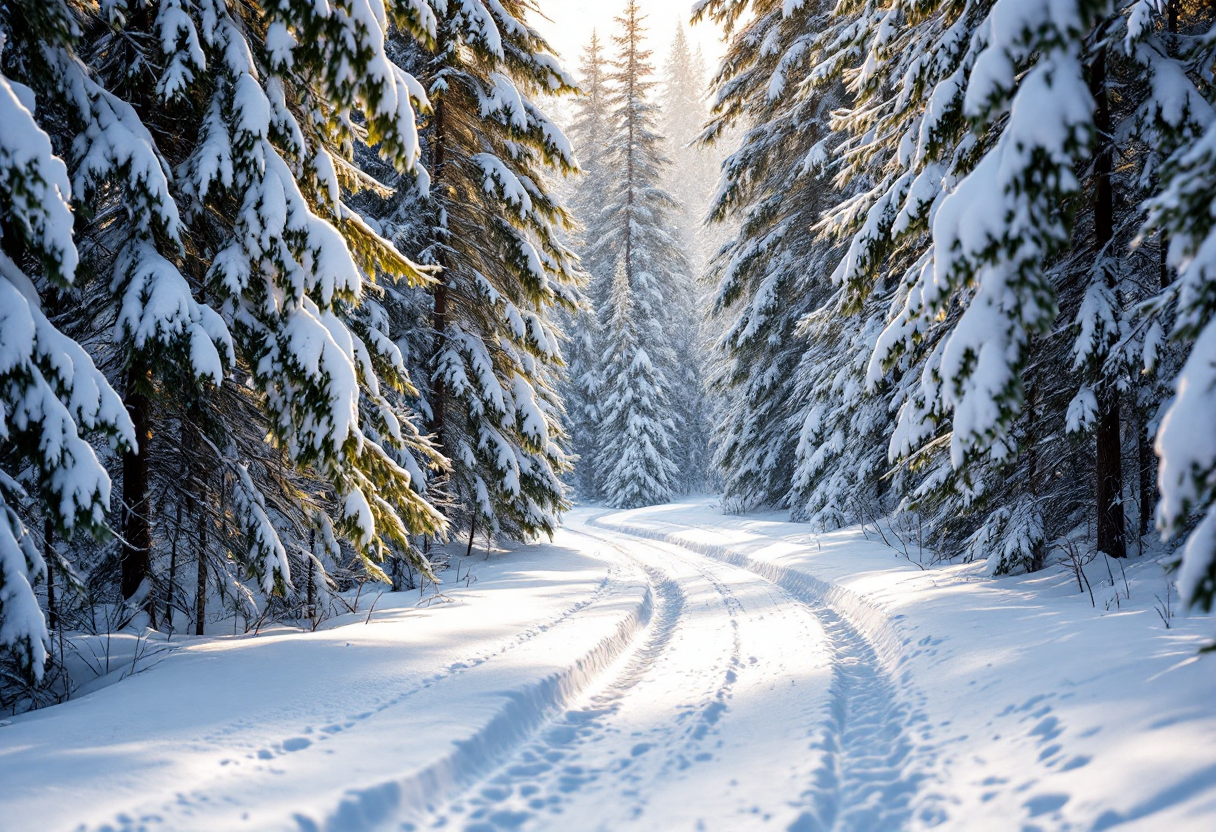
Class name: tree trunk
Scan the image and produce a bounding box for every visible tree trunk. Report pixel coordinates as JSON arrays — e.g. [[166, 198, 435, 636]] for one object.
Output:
[[307, 528, 316, 618], [195, 494, 207, 636], [430, 95, 449, 449], [1160, 2, 1177, 292], [122, 362, 155, 619], [1139, 416, 1153, 537], [1027, 382, 1038, 497], [192, 428, 208, 636], [1095, 388, 1127, 558], [44, 518, 57, 632], [166, 501, 181, 632], [1090, 40, 1127, 559]]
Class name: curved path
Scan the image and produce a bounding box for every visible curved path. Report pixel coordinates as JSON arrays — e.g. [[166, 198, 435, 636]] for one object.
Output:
[[410, 515, 926, 832]]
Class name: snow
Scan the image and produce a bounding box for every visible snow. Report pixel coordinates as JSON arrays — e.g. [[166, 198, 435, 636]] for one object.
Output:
[[0, 72, 78, 284], [155, 0, 206, 101], [4, 501, 1216, 830], [1158, 317, 1216, 606], [113, 241, 232, 384], [277, 298, 361, 453], [53, 50, 182, 240], [0, 537, 650, 831], [473, 153, 533, 215], [0, 499, 48, 680], [586, 501, 1216, 831]]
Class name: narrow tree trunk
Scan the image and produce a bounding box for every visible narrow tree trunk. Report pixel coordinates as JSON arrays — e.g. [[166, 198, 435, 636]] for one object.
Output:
[[192, 438, 208, 637], [122, 362, 156, 620], [307, 528, 316, 618], [1095, 390, 1127, 558], [1138, 416, 1153, 537], [166, 501, 181, 631], [466, 512, 478, 560], [1027, 382, 1038, 497], [44, 518, 58, 632], [1160, 2, 1177, 292], [430, 95, 449, 449], [1090, 40, 1127, 559], [195, 495, 207, 636]]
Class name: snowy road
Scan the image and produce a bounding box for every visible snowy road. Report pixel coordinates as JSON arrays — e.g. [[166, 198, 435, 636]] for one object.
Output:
[[5, 501, 1216, 831], [414, 522, 882, 832]]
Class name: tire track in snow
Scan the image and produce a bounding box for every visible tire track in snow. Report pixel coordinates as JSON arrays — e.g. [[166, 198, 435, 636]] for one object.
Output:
[[87, 549, 659, 832], [410, 533, 697, 831], [196, 558, 639, 769], [567, 534, 747, 793], [588, 516, 932, 832], [417, 527, 835, 831], [301, 544, 671, 832]]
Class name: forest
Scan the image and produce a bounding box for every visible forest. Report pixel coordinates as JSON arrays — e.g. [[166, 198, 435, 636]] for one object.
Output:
[[3, 0, 1216, 721]]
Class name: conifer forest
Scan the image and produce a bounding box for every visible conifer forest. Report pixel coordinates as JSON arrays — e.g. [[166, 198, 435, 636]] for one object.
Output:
[[4, 1, 1216, 830]]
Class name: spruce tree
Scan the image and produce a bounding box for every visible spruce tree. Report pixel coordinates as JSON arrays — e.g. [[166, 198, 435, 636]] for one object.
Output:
[[5, 0, 451, 646], [562, 32, 614, 503], [0, 0, 134, 679], [383, 0, 581, 541], [662, 26, 717, 280], [1142, 3, 1216, 609], [660, 26, 712, 494], [592, 1, 689, 508], [599, 263, 679, 508], [696, 0, 839, 511], [693, 0, 1208, 571]]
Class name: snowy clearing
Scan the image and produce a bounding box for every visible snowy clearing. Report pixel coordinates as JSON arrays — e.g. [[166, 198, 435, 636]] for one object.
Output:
[[3, 500, 1216, 832]]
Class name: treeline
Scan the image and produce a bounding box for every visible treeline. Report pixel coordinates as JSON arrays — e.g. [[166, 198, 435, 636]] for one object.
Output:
[[696, 0, 1216, 607], [0, 0, 577, 702]]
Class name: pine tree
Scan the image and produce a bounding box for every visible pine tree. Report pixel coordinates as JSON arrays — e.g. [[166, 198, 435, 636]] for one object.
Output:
[[693, 0, 1209, 572], [599, 263, 678, 507], [66, 0, 238, 615], [696, 0, 840, 511], [0, 0, 134, 679], [562, 32, 614, 502], [4, 0, 452, 648], [385, 0, 581, 541], [660, 26, 712, 494], [1141, 2, 1216, 609], [591, 1, 689, 508], [662, 26, 716, 280]]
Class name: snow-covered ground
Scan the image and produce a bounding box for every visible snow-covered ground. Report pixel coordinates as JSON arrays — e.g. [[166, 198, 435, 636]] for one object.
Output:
[[2, 500, 1215, 831]]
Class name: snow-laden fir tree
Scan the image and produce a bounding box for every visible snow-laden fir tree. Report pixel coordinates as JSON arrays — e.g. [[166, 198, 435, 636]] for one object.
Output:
[[0, 0, 136, 679], [3, 0, 450, 647], [561, 31, 614, 502], [793, 0, 1095, 569], [377, 0, 581, 541], [1141, 1, 1216, 609], [105, 0, 447, 611], [599, 263, 679, 507], [591, 1, 692, 508], [693, 0, 1214, 571], [866, 0, 1208, 570], [662, 26, 718, 281], [694, 0, 842, 511], [659, 26, 712, 494], [774, 0, 1178, 569]]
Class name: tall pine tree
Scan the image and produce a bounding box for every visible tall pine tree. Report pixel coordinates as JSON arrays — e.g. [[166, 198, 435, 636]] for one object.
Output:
[[1, 0, 135, 678], [592, 1, 689, 508], [562, 31, 613, 503], [382, 0, 581, 541]]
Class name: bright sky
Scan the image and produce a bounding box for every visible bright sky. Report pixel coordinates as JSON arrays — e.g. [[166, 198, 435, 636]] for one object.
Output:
[[531, 1, 727, 72]]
